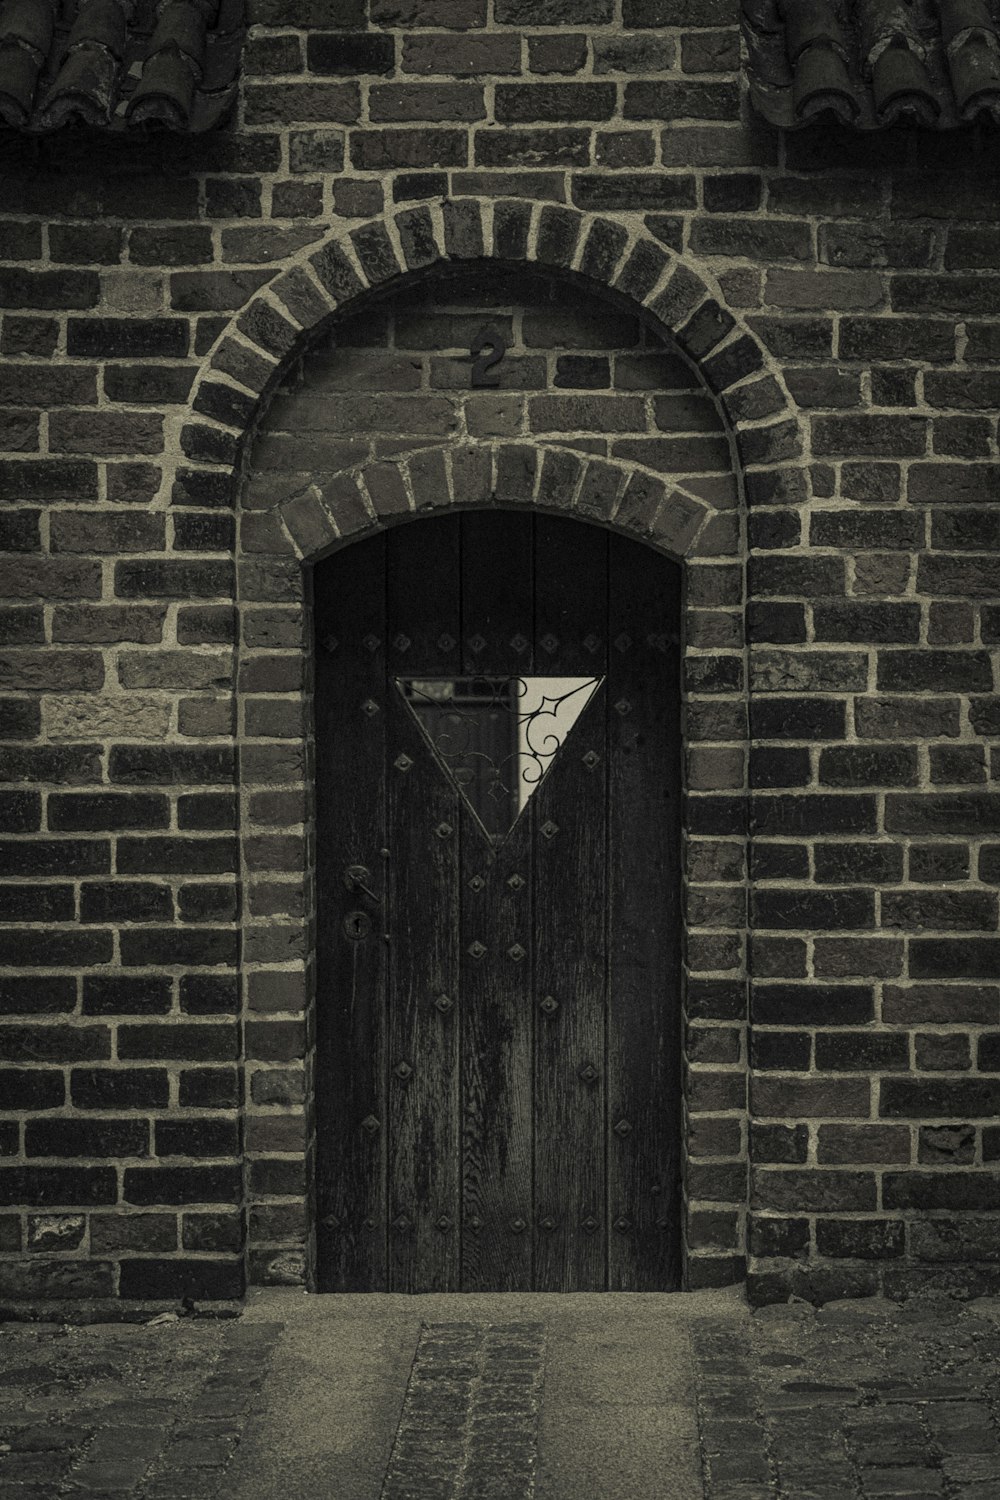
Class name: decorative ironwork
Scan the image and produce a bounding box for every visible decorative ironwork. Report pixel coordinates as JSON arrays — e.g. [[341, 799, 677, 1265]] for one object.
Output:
[[393, 633, 412, 652], [468, 940, 487, 960], [433, 993, 454, 1014], [321, 634, 338, 654], [396, 674, 604, 845], [540, 1216, 556, 1232], [468, 633, 487, 654], [506, 873, 525, 891], [436, 1214, 452, 1232], [613, 1215, 633, 1233], [361, 698, 380, 717], [581, 1215, 600, 1234], [582, 633, 601, 654], [614, 698, 632, 716], [468, 875, 486, 892], [435, 821, 454, 839], [360, 1114, 380, 1136], [394, 753, 414, 773], [540, 633, 559, 654], [539, 995, 559, 1015], [577, 1062, 599, 1085], [613, 1118, 632, 1137], [510, 1217, 527, 1234], [582, 750, 600, 771], [363, 634, 381, 653], [508, 943, 526, 962], [394, 1061, 413, 1080], [614, 633, 632, 653], [437, 633, 456, 652]]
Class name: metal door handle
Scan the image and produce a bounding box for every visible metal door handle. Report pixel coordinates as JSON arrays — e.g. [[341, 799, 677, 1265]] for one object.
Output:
[[344, 865, 380, 903]]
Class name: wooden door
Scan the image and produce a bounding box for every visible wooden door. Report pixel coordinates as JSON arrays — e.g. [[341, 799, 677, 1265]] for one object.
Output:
[[313, 511, 681, 1292]]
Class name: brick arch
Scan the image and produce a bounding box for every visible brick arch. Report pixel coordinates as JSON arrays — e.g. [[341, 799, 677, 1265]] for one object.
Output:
[[174, 195, 805, 513], [268, 445, 716, 566]]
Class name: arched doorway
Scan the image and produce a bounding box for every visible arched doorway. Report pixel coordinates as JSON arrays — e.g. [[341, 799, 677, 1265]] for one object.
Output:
[[312, 509, 682, 1292]]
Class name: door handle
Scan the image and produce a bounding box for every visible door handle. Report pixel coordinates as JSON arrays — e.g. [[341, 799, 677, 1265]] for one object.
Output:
[[344, 865, 380, 903]]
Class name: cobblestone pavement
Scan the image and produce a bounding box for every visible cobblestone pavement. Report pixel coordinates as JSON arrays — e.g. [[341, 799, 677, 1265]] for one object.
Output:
[[0, 1317, 283, 1500], [693, 1296, 1000, 1500], [381, 1322, 545, 1500], [3, 1293, 1000, 1499]]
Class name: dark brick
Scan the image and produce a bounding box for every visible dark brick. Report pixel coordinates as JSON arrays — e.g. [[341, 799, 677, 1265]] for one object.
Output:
[[909, 938, 1000, 980], [155, 1118, 240, 1157], [307, 31, 395, 73], [118, 1257, 244, 1300], [180, 1068, 239, 1108], [66, 319, 189, 359], [82, 976, 172, 1016], [815, 1219, 905, 1259], [71, 1068, 170, 1109], [25, 1119, 148, 1158], [123, 1165, 241, 1206], [0, 1068, 64, 1108], [0, 269, 99, 309], [0, 931, 112, 968], [0, 1167, 116, 1207], [0, 975, 76, 1015]]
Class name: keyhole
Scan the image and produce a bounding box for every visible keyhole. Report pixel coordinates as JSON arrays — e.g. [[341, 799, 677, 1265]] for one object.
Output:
[[343, 910, 372, 942], [471, 327, 507, 388]]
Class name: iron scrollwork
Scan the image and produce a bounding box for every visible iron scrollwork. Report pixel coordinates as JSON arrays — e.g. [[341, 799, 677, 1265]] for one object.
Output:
[[396, 675, 604, 845]]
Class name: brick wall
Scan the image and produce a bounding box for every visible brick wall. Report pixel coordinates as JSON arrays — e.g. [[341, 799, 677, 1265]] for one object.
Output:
[[0, 0, 998, 1307]]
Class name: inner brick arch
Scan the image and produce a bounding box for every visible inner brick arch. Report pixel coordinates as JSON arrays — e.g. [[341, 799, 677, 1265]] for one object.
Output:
[[202, 201, 806, 1291]]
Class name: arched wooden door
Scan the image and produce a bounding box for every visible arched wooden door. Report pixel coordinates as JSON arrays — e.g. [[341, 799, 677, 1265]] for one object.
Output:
[[313, 511, 681, 1292]]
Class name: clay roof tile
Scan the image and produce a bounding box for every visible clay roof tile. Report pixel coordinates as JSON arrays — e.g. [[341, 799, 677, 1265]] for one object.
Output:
[[743, 0, 1000, 127], [0, 0, 243, 131]]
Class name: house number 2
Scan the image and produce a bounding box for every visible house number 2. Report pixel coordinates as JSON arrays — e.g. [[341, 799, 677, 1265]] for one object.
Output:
[[471, 327, 508, 387]]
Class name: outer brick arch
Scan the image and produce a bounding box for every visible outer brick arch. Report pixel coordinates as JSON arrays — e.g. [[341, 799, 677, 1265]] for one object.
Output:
[[176, 194, 806, 513]]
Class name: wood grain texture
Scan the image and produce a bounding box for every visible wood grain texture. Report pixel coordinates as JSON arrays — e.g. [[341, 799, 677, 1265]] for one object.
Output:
[[314, 531, 388, 1292]]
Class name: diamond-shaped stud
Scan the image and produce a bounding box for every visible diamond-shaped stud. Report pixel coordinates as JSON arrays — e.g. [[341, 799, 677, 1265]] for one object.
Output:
[[321, 1212, 340, 1229], [540, 633, 559, 654], [581, 1215, 599, 1235], [360, 1114, 380, 1136], [613, 1215, 633, 1233], [435, 821, 453, 839], [577, 1062, 598, 1085], [507, 873, 525, 891], [393, 632, 411, 652], [582, 750, 600, 770], [437, 633, 456, 652], [510, 633, 529, 654], [392, 1214, 411, 1231], [510, 1217, 527, 1234], [468, 1215, 482, 1231], [433, 993, 454, 1014], [541, 819, 559, 840], [614, 698, 632, 716], [613, 1118, 632, 1138], [648, 632, 671, 653], [436, 1214, 452, 1232], [468, 633, 487, 654], [468, 940, 487, 960], [540, 1216, 556, 1232], [582, 633, 601, 654], [321, 634, 338, 654], [394, 752, 414, 772], [508, 943, 526, 962], [362, 698, 380, 717], [468, 874, 486, 893], [363, 1217, 376, 1230], [394, 1061, 413, 1080], [363, 634, 381, 653], [540, 995, 559, 1015], [614, 632, 632, 653]]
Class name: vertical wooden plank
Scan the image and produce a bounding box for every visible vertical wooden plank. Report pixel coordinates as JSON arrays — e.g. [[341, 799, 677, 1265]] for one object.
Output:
[[384, 518, 462, 1291], [460, 510, 535, 1289], [313, 533, 388, 1292], [606, 534, 683, 1291], [532, 517, 608, 1290], [460, 812, 534, 1290]]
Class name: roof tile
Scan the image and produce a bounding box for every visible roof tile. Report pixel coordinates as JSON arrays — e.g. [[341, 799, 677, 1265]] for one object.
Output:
[[0, 0, 244, 132], [742, 0, 1000, 128]]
